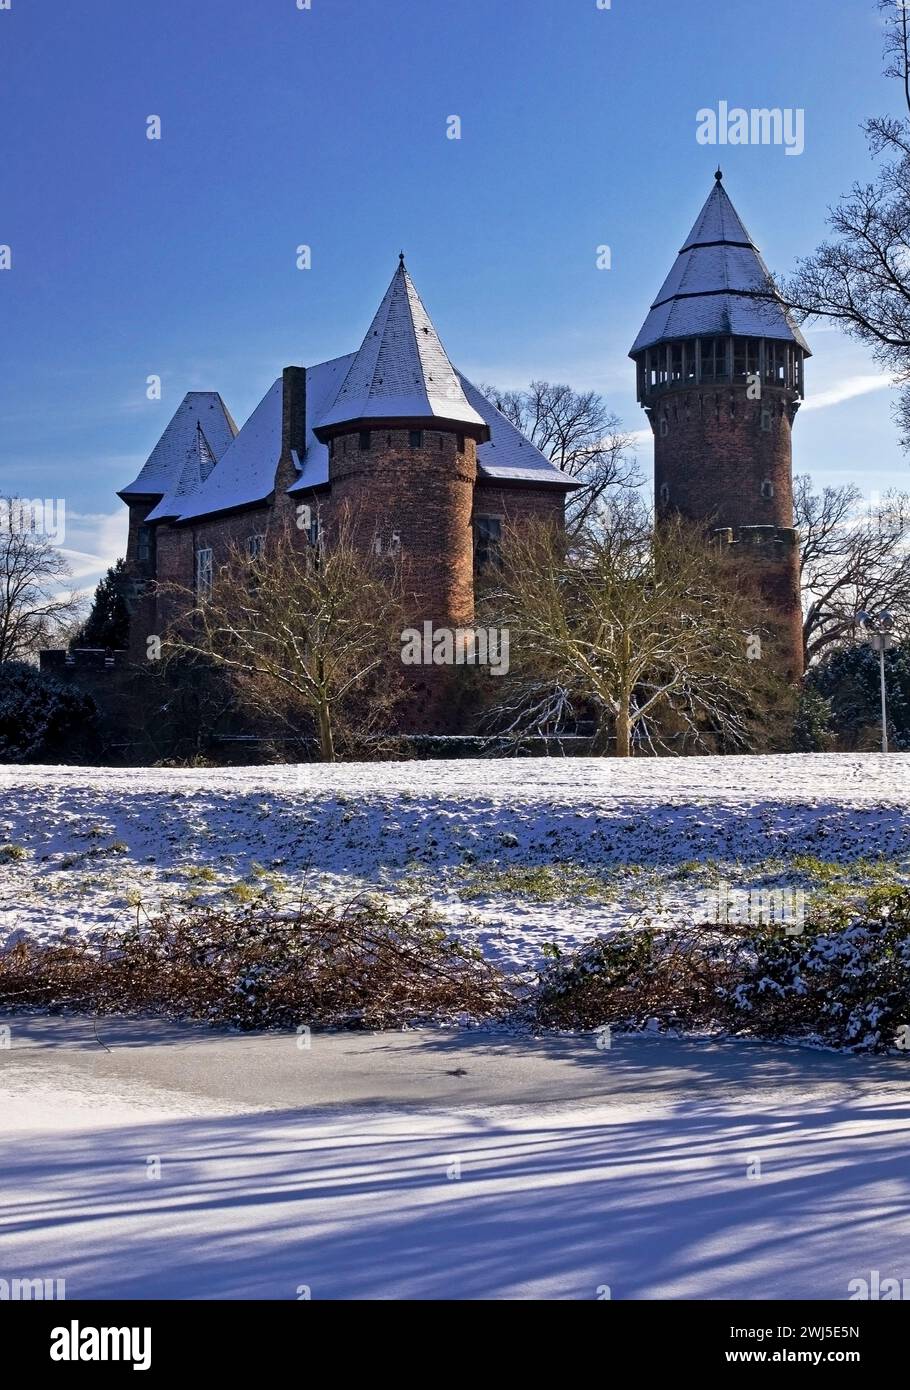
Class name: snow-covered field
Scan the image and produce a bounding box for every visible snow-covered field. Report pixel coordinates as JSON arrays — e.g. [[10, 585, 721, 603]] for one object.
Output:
[[1, 754, 909, 968]]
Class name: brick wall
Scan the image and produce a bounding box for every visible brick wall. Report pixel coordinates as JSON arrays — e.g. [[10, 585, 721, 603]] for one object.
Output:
[[472, 482, 566, 531], [329, 426, 478, 628], [653, 385, 797, 530], [652, 381, 804, 678]]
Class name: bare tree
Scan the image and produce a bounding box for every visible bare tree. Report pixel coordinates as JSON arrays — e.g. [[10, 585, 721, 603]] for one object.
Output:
[[479, 380, 640, 533], [796, 474, 910, 663], [778, 2, 910, 447], [483, 501, 779, 756], [0, 500, 83, 664], [162, 516, 405, 761]]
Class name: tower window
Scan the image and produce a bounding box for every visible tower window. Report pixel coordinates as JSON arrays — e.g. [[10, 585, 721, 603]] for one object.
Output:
[[700, 337, 724, 383], [474, 516, 503, 572], [760, 409, 773, 432], [457, 433, 466, 452], [733, 337, 759, 381], [359, 430, 371, 451], [137, 524, 155, 567], [247, 534, 266, 561], [648, 346, 667, 389], [659, 416, 669, 437], [659, 483, 670, 505], [195, 547, 213, 601], [761, 480, 775, 499], [409, 430, 423, 448]]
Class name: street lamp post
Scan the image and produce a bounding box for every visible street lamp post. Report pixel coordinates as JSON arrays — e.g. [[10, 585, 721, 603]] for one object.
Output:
[[856, 610, 895, 754]]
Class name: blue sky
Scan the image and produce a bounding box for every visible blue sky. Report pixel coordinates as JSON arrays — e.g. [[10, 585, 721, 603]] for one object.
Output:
[[0, 0, 905, 593]]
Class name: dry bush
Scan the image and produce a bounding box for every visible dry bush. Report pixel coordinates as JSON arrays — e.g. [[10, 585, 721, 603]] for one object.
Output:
[[535, 927, 744, 1033], [0, 897, 517, 1030]]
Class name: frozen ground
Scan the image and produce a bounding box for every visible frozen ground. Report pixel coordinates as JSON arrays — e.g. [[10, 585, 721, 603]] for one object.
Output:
[[1, 1018, 908, 1300], [1, 754, 909, 968]]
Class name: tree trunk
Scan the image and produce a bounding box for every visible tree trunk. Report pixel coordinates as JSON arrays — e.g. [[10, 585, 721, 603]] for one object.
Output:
[[614, 699, 631, 757], [614, 631, 633, 756], [317, 698, 335, 762]]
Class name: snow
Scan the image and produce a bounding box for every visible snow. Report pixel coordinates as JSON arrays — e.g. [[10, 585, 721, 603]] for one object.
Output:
[[145, 425, 218, 522], [287, 352, 357, 494], [681, 179, 755, 250], [117, 393, 237, 500], [317, 261, 487, 432], [461, 375, 578, 487], [3, 755, 909, 1299], [0, 754, 907, 969], [175, 378, 283, 521], [1, 1027, 908, 1299], [630, 179, 810, 354]]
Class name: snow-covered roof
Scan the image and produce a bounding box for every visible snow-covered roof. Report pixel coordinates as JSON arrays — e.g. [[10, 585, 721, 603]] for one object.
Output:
[[287, 353, 357, 494], [461, 376, 579, 487], [135, 267, 573, 524], [630, 175, 810, 356], [175, 378, 284, 522], [161, 363, 575, 521], [118, 392, 237, 499], [146, 425, 219, 521], [315, 259, 488, 435]]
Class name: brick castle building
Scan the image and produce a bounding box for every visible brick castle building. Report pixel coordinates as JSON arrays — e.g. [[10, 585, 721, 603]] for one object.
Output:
[[630, 171, 809, 679], [116, 255, 576, 728], [48, 175, 807, 747]]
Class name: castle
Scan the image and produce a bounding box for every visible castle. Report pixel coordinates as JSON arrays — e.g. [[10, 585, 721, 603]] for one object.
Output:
[[117, 254, 576, 705], [48, 173, 808, 745]]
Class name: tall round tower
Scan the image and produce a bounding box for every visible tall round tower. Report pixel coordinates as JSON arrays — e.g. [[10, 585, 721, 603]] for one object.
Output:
[[630, 171, 809, 680], [314, 255, 490, 630]]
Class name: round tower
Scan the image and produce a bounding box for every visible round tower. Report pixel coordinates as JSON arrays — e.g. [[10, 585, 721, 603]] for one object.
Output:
[[630, 171, 808, 681], [314, 254, 490, 630]]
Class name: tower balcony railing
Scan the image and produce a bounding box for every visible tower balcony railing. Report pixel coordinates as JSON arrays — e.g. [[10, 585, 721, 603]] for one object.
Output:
[[635, 336, 805, 404]]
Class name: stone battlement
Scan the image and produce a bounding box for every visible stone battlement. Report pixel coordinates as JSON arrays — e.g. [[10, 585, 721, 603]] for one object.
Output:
[[40, 647, 128, 674]]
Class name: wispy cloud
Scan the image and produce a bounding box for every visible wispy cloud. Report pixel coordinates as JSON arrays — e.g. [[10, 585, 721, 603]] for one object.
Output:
[[801, 373, 894, 412], [58, 509, 128, 589]]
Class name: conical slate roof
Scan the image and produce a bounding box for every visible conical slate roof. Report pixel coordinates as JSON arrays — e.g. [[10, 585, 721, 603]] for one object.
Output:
[[316, 257, 488, 436], [630, 173, 810, 356], [118, 392, 237, 500], [146, 423, 219, 521]]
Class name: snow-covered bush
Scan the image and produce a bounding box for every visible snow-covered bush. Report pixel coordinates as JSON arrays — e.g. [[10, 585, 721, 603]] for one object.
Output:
[[535, 887, 910, 1052], [0, 662, 99, 763], [535, 927, 738, 1032], [732, 886, 910, 1051]]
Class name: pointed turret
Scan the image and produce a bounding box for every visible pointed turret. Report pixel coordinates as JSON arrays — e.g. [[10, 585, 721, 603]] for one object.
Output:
[[146, 422, 219, 521], [630, 174, 808, 682], [630, 174, 810, 357], [316, 258, 488, 439], [118, 392, 237, 501]]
